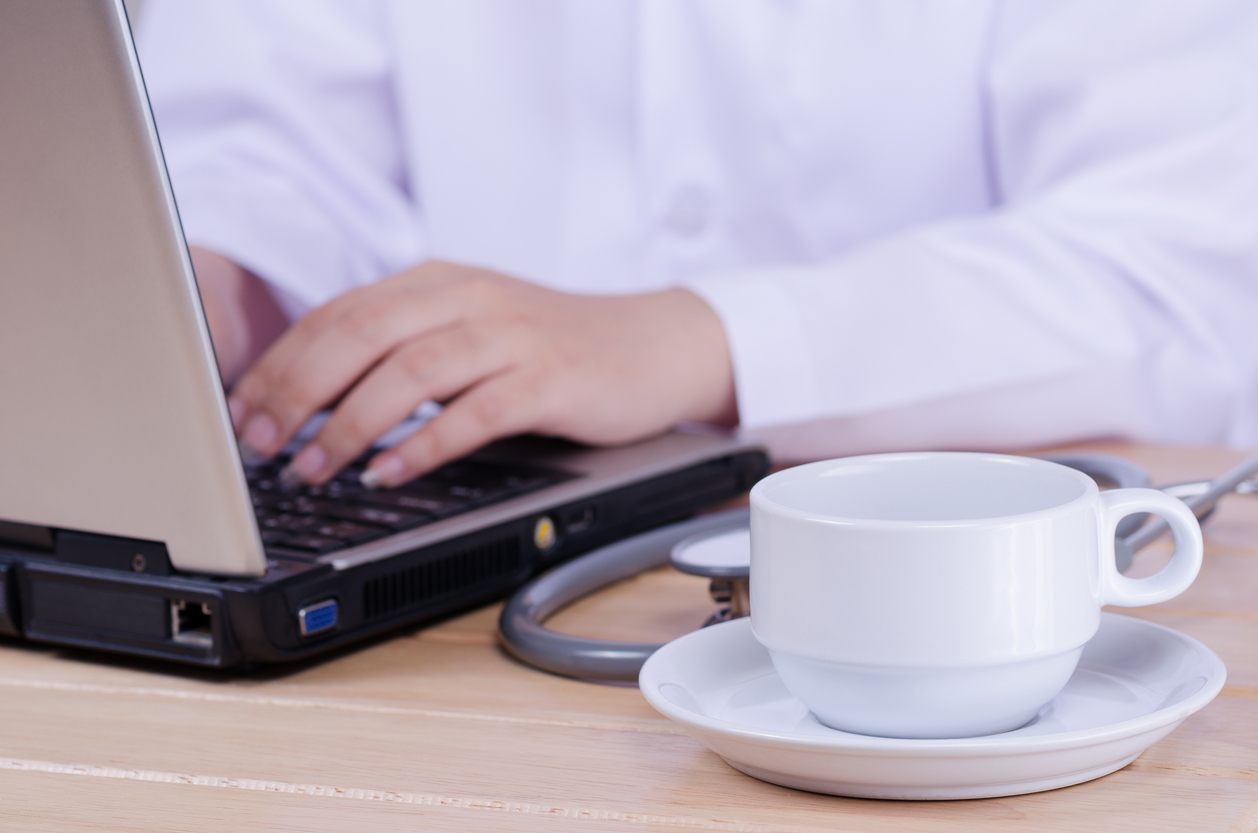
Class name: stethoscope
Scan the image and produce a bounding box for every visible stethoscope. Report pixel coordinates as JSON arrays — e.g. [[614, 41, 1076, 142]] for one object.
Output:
[[499, 450, 1258, 682]]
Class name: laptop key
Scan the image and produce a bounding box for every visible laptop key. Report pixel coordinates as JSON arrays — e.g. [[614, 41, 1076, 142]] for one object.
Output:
[[255, 495, 319, 515], [259, 529, 291, 546], [308, 520, 385, 545], [305, 480, 365, 500], [281, 534, 344, 554], [307, 500, 428, 531], [260, 513, 323, 533], [400, 480, 498, 508], [249, 457, 575, 559], [355, 491, 465, 518], [250, 477, 282, 494]]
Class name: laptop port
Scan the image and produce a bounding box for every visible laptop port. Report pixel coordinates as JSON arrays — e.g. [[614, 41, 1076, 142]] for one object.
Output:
[[563, 505, 596, 534], [170, 599, 213, 647], [298, 599, 339, 637]]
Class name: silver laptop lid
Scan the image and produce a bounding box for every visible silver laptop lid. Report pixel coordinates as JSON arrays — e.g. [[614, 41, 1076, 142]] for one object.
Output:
[[0, 0, 266, 575]]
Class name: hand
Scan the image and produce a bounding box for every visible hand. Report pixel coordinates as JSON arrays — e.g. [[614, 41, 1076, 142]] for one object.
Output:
[[228, 261, 737, 488], [191, 247, 289, 384]]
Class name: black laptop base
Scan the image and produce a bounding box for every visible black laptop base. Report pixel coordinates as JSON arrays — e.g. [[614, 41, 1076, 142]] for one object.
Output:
[[0, 448, 768, 669]]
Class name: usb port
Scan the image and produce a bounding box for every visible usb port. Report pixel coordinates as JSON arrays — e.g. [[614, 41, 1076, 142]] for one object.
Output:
[[171, 599, 213, 647]]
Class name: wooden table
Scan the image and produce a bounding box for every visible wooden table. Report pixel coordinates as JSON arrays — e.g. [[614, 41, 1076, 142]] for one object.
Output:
[[1, 443, 1256, 832]]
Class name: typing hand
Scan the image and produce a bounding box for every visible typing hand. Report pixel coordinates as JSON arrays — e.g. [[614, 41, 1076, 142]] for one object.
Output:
[[191, 247, 289, 385], [227, 261, 737, 488]]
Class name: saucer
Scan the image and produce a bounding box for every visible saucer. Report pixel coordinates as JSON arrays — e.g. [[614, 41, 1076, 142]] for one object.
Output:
[[639, 613, 1225, 800]]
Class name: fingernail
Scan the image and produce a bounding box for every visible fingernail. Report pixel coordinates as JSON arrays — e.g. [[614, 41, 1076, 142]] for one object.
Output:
[[227, 397, 246, 431], [243, 413, 278, 455], [291, 443, 326, 480], [361, 454, 405, 490]]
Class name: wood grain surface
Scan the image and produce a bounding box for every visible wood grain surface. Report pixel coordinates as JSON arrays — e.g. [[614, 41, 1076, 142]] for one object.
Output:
[[1, 443, 1255, 832]]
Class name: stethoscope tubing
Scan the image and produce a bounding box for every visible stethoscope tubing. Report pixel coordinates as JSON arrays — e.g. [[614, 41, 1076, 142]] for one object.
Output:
[[498, 450, 1258, 682], [1123, 449, 1258, 551], [498, 508, 750, 681]]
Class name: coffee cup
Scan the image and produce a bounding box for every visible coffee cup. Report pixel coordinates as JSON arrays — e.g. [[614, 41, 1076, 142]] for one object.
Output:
[[749, 452, 1203, 739]]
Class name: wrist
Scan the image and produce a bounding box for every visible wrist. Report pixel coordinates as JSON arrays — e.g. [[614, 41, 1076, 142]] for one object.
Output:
[[657, 288, 739, 428]]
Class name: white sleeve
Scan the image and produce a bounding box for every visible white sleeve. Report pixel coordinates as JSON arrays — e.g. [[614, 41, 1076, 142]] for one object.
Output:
[[684, 0, 1258, 457], [137, 0, 423, 318]]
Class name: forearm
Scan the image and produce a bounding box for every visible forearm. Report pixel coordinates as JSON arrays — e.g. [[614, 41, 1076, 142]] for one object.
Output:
[[190, 246, 289, 384], [687, 200, 1258, 455], [648, 288, 739, 429]]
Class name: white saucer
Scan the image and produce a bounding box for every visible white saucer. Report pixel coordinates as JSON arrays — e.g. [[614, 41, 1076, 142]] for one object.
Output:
[[639, 613, 1225, 800]]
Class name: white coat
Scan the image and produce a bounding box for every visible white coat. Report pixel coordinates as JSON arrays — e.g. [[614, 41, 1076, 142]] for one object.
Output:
[[138, 0, 1258, 460]]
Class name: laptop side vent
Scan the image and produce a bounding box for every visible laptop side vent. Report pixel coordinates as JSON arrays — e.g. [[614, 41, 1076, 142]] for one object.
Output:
[[362, 536, 521, 620]]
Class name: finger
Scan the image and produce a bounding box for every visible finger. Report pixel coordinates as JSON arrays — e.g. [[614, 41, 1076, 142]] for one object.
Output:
[[360, 371, 541, 489], [285, 324, 514, 484], [231, 276, 465, 458], [235, 263, 465, 395], [229, 289, 387, 450], [230, 284, 380, 415]]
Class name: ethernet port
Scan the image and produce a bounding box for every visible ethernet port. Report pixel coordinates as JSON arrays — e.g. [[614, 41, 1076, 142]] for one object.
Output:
[[170, 599, 213, 647]]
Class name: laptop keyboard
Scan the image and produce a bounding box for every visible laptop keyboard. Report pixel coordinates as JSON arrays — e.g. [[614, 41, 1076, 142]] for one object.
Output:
[[246, 458, 575, 559]]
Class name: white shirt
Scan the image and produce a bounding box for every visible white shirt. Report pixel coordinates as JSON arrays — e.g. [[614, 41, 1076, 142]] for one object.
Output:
[[138, 0, 1258, 460]]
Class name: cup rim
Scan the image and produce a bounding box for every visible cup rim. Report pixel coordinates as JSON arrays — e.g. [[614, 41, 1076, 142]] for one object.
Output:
[[750, 451, 1098, 528]]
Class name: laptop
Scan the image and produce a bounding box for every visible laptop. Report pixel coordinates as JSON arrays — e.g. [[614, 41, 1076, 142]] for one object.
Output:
[[0, 0, 768, 668]]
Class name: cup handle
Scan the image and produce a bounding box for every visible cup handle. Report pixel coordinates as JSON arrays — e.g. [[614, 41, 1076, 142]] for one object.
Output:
[[1098, 487, 1203, 607]]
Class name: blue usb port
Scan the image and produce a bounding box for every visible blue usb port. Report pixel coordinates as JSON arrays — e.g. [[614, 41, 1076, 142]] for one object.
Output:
[[298, 599, 338, 637]]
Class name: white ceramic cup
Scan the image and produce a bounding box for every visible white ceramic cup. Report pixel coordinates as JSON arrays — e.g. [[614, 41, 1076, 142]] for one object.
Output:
[[749, 452, 1203, 739]]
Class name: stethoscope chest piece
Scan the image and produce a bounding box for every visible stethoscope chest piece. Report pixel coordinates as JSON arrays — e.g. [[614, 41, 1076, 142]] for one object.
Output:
[[669, 528, 751, 626]]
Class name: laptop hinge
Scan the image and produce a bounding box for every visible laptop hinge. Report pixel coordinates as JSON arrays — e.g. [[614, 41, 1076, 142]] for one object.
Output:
[[0, 519, 54, 552], [54, 530, 172, 576]]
